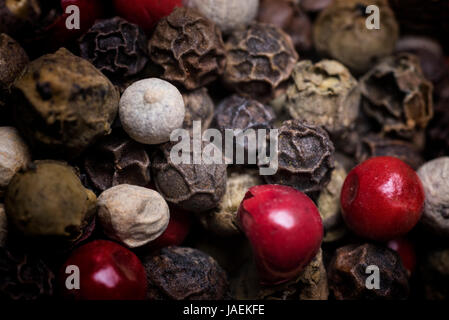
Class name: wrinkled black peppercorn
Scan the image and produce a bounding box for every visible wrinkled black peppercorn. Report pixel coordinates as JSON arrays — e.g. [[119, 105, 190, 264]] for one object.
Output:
[[141, 246, 230, 300], [79, 17, 149, 79], [84, 131, 151, 192], [328, 243, 409, 300], [262, 120, 335, 194], [0, 246, 55, 300], [182, 88, 215, 132]]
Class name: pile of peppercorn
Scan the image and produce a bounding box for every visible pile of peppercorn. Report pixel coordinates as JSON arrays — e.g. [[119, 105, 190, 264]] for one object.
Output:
[[0, 0, 449, 301]]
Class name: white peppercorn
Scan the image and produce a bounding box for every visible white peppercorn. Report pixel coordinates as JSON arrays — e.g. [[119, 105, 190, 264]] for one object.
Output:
[[0, 127, 31, 197], [417, 157, 449, 237], [97, 184, 170, 248], [0, 204, 6, 247], [184, 0, 260, 33], [119, 78, 185, 145]]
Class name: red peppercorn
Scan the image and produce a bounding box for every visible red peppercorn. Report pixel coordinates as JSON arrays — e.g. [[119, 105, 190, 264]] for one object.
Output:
[[148, 206, 192, 251], [387, 238, 417, 275], [237, 184, 323, 285], [341, 156, 425, 241], [60, 240, 147, 300], [113, 0, 182, 33]]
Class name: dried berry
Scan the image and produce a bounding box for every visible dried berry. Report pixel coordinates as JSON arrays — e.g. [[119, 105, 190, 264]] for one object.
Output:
[[182, 88, 214, 132], [0, 204, 6, 247], [119, 78, 185, 145], [285, 60, 360, 138], [359, 53, 433, 140], [257, 0, 313, 53], [184, 0, 259, 34], [0, 0, 41, 38], [97, 185, 170, 248], [317, 161, 346, 238], [314, 0, 399, 74], [84, 131, 151, 192], [0, 33, 29, 106], [151, 140, 227, 212], [141, 246, 230, 300], [149, 7, 226, 90], [0, 127, 31, 197], [79, 17, 149, 79], [224, 23, 298, 102], [0, 246, 54, 300], [421, 248, 449, 300], [262, 120, 335, 194], [197, 169, 262, 237], [328, 243, 409, 300], [12, 48, 119, 158], [356, 135, 424, 170], [5, 161, 97, 245], [417, 157, 449, 238]]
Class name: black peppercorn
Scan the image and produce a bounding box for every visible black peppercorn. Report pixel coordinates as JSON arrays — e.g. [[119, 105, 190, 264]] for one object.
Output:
[[359, 53, 434, 141], [356, 134, 424, 170], [420, 248, 449, 300], [182, 88, 215, 133], [262, 120, 335, 194], [328, 243, 409, 300], [149, 7, 226, 90], [0, 0, 41, 39], [141, 246, 230, 300], [79, 17, 149, 80], [84, 131, 151, 192], [224, 23, 298, 102], [0, 246, 54, 300], [151, 140, 227, 213]]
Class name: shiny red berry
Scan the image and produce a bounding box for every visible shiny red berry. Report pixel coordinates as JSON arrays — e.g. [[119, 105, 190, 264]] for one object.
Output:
[[148, 206, 192, 251], [341, 156, 425, 241], [113, 0, 182, 33], [237, 184, 323, 285], [387, 238, 417, 275], [60, 240, 147, 300]]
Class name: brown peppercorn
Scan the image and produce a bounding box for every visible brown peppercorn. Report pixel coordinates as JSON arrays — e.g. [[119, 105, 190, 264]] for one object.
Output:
[[197, 169, 262, 237], [417, 157, 449, 238], [262, 120, 335, 194], [0, 34, 29, 105], [0, 0, 41, 38], [258, 249, 329, 300], [421, 248, 449, 300], [149, 7, 226, 90], [314, 0, 399, 75], [224, 23, 298, 102], [141, 246, 230, 300], [83, 131, 151, 192], [151, 140, 227, 212], [12, 48, 119, 158], [285, 60, 360, 138], [79, 17, 149, 80], [182, 88, 214, 132], [0, 246, 54, 300], [356, 134, 424, 170], [359, 53, 433, 140], [257, 0, 313, 53], [328, 243, 409, 300]]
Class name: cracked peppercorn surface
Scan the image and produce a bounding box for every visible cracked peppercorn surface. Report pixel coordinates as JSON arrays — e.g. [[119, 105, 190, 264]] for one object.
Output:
[[149, 7, 226, 90], [142, 246, 230, 300], [224, 23, 298, 102]]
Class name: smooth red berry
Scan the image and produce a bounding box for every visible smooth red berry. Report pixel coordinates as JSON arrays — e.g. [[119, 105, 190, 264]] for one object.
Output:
[[341, 156, 425, 241], [237, 184, 323, 285], [148, 206, 192, 251], [113, 0, 182, 33], [387, 238, 417, 275], [60, 240, 147, 300]]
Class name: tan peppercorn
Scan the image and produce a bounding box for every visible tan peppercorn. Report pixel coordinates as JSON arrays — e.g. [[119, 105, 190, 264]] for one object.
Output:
[[0, 127, 31, 197], [97, 185, 170, 248]]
